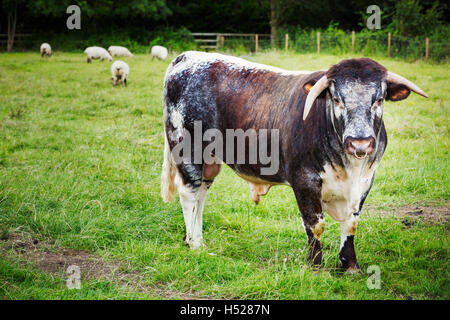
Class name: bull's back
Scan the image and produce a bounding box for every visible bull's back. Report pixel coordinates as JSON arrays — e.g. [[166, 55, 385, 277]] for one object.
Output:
[[164, 51, 305, 133]]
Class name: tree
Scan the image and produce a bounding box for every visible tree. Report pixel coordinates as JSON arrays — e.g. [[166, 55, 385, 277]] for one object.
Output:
[[270, 0, 277, 48], [26, 0, 171, 19], [267, 0, 299, 48], [2, 0, 23, 52], [7, 4, 17, 52], [389, 0, 444, 36]]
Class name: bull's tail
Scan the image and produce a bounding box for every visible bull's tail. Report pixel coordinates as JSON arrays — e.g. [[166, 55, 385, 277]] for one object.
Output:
[[161, 132, 177, 202]]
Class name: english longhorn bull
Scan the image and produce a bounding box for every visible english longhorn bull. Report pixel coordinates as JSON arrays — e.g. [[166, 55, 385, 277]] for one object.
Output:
[[161, 51, 428, 272]]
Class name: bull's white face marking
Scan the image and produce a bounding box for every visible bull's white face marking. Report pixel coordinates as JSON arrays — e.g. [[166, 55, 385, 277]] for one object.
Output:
[[320, 159, 378, 222], [329, 80, 385, 141]]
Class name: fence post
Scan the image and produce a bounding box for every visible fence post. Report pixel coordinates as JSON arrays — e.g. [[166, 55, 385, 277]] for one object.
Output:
[[255, 34, 259, 53], [221, 35, 224, 48], [285, 33, 289, 50], [388, 32, 391, 57], [317, 32, 320, 54], [351, 31, 355, 53], [425, 37, 429, 60], [215, 34, 220, 50]]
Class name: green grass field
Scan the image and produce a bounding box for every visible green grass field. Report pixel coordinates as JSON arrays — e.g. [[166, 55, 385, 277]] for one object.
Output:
[[0, 51, 448, 300]]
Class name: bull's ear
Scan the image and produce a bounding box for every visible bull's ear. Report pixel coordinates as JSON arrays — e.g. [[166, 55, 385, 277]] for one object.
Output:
[[386, 83, 410, 101], [303, 80, 316, 94]]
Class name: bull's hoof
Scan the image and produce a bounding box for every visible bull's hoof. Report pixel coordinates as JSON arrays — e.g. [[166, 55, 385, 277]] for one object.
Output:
[[343, 266, 362, 275], [309, 262, 323, 271], [307, 254, 323, 268], [183, 234, 205, 250], [189, 240, 205, 250], [182, 234, 189, 247]]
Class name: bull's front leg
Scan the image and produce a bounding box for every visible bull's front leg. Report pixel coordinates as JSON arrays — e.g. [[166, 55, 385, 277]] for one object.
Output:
[[339, 213, 360, 273], [339, 191, 369, 273], [292, 174, 325, 267]]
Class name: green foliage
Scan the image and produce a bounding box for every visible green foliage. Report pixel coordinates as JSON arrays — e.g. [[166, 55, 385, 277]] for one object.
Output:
[[26, 0, 171, 19], [389, 0, 444, 37], [149, 27, 197, 52]]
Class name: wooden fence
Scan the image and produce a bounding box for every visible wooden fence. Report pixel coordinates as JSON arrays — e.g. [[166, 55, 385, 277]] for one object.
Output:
[[192, 32, 434, 60], [314, 31, 431, 60], [0, 33, 32, 48], [191, 33, 270, 53]]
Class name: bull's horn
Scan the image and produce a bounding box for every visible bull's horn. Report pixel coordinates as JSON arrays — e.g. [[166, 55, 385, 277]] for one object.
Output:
[[303, 75, 329, 120], [386, 71, 428, 98]]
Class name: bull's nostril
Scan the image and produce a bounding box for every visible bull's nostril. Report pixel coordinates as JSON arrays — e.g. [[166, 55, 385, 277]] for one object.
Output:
[[345, 137, 375, 158], [351, 141, 370, 149]]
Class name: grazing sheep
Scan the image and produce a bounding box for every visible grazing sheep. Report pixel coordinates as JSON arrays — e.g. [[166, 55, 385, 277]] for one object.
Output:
[[84, 46, 112, 63], [108, 46, 134, 57], [110, 60, 129, 87], [150, 45, 168, 61], [40, 43, 52, 57]]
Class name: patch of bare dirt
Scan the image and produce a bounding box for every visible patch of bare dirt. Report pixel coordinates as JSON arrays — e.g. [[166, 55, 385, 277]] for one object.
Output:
[[370, 203, 450, 224], [0, 232, 210, 300], [393, 204, 449, 223]]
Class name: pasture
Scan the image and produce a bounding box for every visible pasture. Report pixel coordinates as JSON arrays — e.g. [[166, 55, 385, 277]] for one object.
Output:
[[0, 51, 448, 300]]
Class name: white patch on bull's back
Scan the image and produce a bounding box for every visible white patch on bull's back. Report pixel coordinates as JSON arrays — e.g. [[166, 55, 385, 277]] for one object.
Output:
[[165, 51, 313, 82], [170, 109, 184, 129], [320, 159, 378, 222]]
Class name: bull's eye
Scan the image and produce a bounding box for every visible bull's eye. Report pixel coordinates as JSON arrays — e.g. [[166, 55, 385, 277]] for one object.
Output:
[[373, 98, 384, 109], [333, 97, 344, 109]]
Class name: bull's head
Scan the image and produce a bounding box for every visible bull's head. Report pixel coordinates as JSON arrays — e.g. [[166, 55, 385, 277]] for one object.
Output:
[[302, 58, 428, 159]]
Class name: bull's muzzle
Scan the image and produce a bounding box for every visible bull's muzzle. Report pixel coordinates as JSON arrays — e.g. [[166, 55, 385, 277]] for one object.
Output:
[[345, 137, 375, 159]]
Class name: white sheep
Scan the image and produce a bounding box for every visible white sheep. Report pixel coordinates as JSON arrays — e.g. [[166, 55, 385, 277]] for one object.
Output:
[[110, 60, 130, 87], [150, 45, 168, 61], [40, 43, 52, 57], [108, 46, 134, 57], [84, 46, 112, 63]]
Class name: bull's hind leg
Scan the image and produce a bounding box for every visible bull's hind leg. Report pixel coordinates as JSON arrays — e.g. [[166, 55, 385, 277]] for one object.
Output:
[[175, 163, 221, 249], [176, 177, 207, 249]]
